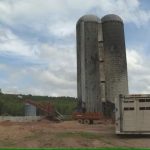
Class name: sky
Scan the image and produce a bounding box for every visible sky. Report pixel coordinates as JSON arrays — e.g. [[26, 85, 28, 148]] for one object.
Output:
[[0, 0, 150, 97]]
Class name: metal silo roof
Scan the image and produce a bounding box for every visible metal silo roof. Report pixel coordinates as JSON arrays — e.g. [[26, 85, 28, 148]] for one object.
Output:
[[77, 14, 101, 25], [101, 14, 123, 23]]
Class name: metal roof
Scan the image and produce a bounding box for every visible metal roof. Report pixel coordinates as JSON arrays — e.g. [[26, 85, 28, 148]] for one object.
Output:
[[77, 14, 101, 25], [101, 14, 123, 23]]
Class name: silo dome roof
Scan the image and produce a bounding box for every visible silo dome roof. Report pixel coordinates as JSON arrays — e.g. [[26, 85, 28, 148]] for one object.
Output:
[[101, 14, 123, 23], [77, 14, 101, 25]]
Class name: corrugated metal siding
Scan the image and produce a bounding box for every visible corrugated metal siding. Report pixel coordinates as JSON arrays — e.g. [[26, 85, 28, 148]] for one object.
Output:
[[25, 103, 36, 116]]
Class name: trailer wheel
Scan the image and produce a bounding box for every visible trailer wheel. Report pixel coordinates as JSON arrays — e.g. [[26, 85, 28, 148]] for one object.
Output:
[[90, 120, 93, 124], [78, 119, 84, 124], [84, 119, 90, 124]]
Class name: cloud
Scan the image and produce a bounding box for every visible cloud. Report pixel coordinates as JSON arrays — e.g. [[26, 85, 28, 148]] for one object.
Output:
[[0, 0, 150, 96], [48, 21, 76, 38], [0, 27, 36, 57], [1, 65, 77, 96], [0, 0, 150, 29], [127, 49, 150, 94], [0, 42, 77, 97]]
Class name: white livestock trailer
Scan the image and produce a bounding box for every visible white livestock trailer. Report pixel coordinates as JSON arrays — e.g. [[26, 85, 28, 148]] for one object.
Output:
[[115, 94, 150, 134]]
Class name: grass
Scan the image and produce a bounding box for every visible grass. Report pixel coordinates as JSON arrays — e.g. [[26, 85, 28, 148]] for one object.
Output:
[[24, 130, 44, 140], [56, 131, 103, 139], [55, 131, 114, 146], [0, 139, 17, 147]]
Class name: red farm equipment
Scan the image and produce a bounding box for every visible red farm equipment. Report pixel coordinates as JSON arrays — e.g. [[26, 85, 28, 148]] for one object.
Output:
[[24, 99, 64, 121], [72, 112, 104, 124]]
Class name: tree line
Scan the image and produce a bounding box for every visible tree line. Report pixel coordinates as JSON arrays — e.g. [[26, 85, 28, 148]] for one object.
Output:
[[0, 93, 77, 116]]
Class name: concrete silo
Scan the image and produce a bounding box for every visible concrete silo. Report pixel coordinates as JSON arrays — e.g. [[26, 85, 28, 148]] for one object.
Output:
[[76, 15, 102, 112], [101, 14, 128, 104]]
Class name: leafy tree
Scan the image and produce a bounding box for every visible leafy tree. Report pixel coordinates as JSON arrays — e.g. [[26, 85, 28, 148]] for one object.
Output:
[[0, 93, 77, 116]]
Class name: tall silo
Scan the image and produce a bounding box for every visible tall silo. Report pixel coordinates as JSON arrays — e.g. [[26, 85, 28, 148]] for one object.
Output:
[[76, 15, 102, 112], [101, 14, 128, 105], [25, 103, 36, 116]]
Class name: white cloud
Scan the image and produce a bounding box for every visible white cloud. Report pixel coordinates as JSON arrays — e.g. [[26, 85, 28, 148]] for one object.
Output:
[[1, 65, 77, 96], [48, 21, 76, 38], [127, 50, 142, 71], [0, 0, 150, 29], [39, 43, 76, 63], [0, 42, 77, 97], [0, 27, 36, 57], [0, 0, 150, 96], [127, 49, 150, 94]]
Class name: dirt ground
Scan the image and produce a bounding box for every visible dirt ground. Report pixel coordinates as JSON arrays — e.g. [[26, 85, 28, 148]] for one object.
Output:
[[0, 119, 150, 148]]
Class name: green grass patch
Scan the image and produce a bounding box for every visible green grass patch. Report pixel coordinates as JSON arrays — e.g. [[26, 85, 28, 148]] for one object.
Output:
[[0, 139, 17, 147], [55, 131, 104, 139], [24, 130, 44, 140], [55, 131, 114, 146]]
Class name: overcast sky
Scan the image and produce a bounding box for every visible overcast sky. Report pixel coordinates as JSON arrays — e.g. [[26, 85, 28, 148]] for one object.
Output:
[[0, 0, 150, 97]]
